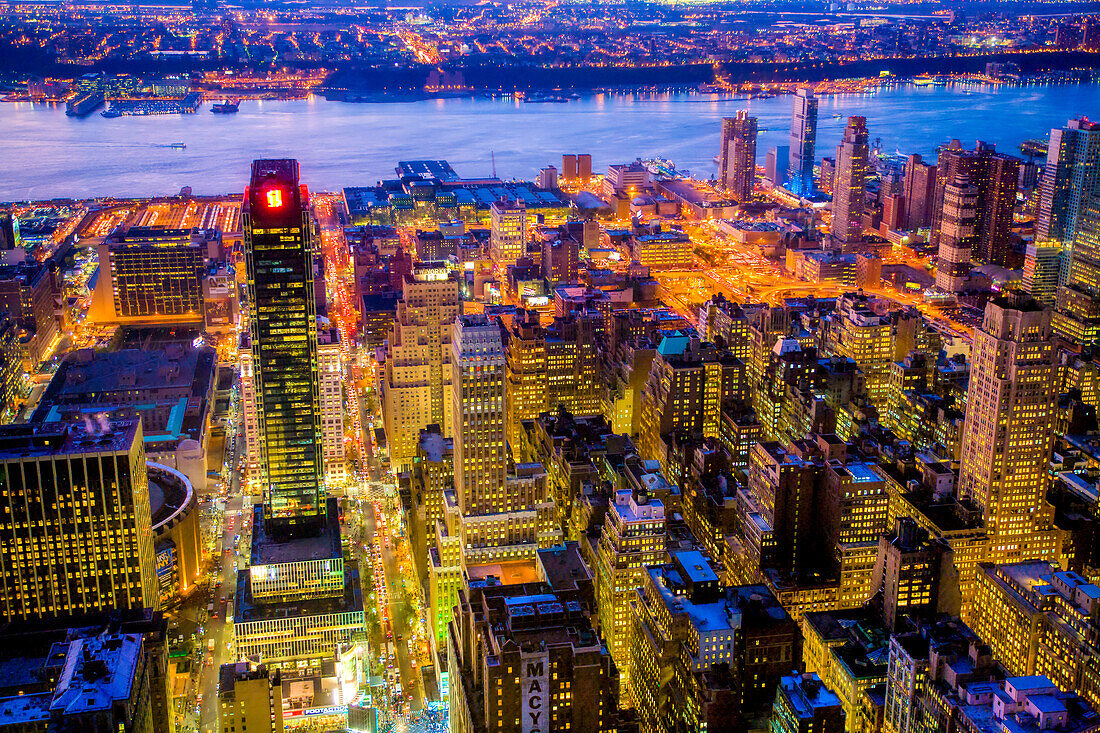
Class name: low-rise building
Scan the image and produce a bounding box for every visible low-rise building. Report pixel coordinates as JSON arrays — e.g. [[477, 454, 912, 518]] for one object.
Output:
[[770, 673, 845, 733]]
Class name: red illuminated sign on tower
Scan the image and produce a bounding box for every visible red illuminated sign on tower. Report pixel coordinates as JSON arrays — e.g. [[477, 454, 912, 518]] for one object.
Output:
[[265, 188, 283, 209]]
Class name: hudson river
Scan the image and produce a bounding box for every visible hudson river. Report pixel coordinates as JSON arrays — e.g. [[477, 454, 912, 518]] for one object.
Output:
[[2, 83, 1098, 201]]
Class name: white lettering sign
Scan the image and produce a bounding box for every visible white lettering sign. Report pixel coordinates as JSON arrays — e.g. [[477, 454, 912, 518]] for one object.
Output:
[[520, 650, 549, 733]]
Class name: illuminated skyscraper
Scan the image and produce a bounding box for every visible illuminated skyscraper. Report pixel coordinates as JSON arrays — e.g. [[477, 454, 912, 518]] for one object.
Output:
[[719, 111, 757, 202], [831, 116, 869, 245], [1036, 118, 1100, 250], [505, 309, 548, 456], [934, 174, 979, 293], [902, 153, 937, 230], [1023, 242, 1064, 307], [242, 159, 323, 534], [930, 142, 1019, 266], [976, 153, 1019, 266], [101, 226, 207, 322], [958, 293, 1058, 565], [382, 262, 461, 470], [0, 419, 159, 622], [1053, 197, 1100, 345], [788, 88, 818, 197], [490, 198, 527, 268], [452, 313, 507, 517], [238, 333, 261, 488], [450, 313, 556, 569], [827, 292, 893, 408], [317, 328, 346, 489], [717, 116, 736, 189], [595, 486, 665, 705]]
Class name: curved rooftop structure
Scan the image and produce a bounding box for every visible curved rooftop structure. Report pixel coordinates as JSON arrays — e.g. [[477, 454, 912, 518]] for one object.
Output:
[[147, 462, 195, 534]]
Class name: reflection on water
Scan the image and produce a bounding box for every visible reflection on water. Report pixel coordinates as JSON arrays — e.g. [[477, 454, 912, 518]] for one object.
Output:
[[1, 83, 1096, 200]]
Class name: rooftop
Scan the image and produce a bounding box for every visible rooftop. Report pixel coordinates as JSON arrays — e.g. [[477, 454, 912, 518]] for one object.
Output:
[[147, 462, 195, 532], [249, 498, 342, 567], [672, 550, 719, 585], [50, 634, 143, 717], [234, 563, 362, 623], [779, 673, 841, 717], [0, 419, 140, 460], [467, 560, 541, 586], [537, 542, 592, 591]]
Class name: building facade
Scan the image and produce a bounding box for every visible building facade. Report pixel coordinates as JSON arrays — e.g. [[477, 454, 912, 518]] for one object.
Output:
[[788, 88, 819, 197], [382, 263, 461, 470], [957, 293, 1058, 567], [0, 420, 159, 622], [831, 117, 869, 245], [242, 158, 324, 534]]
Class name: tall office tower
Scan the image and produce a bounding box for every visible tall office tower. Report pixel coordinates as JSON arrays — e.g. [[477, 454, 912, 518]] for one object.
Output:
[[823, 459, 891, 607], [869, 518, 956, 632], [933, 174, 980, 293], [827, 292, 893, 408], [770, 674, 845, 733], [407, 425, 452, 588], [958, 293, 1058, 565], [451, 313, 507, 517], [0, 420, 158, 622], [1023, 242, 1065, 307], [788, 87, 819, 196], [317, 327, 346, 489], [490, 198, 528, 267], [546, 314, 601, 416], [882, 193, 905, 230], [766, 145, 790, 188], [740, 441, 820, 577], [831, 116, 869, 245], [883, 351, 931, 440], [1053, 197, 1100, 345], [721, 111, 758, 201], [638, 333, 744, 465], [631, 552, 801, 731], [542, 235, 579, 285], [505, 309, 548, 456], [577, 153, 593, 180], [242, 159, 323, 535], [99, 226, 208, 322], [382, 261, 461, 470], [930, 142, 1019, 266], [1036, 118, 1100, 248], [562, 153, 577, 181], [903, 154, 937, 229], [717, 116, 736, 188], [238, 333, 261, 486], [929, 139, 967, 247], [975, 153, 1018, 266], [0, 317, 21, 421], [595, 486, 665, 706]]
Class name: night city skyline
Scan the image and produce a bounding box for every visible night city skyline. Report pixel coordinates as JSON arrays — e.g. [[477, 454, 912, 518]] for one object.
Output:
[[2, 3, 1100, 733]]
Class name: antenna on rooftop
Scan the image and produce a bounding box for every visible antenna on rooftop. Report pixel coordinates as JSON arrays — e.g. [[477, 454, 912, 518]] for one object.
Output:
[[491, 150, 497, 179]]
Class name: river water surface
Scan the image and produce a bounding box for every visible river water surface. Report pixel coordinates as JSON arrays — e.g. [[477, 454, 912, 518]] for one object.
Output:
[[1, 83, 1097, 200]]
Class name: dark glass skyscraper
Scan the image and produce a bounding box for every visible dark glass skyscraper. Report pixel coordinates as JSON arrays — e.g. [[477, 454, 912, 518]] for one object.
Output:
[[1037, 118, 1100, 248], [788, 88, 818, 197], [243, 159, 324, 535]]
